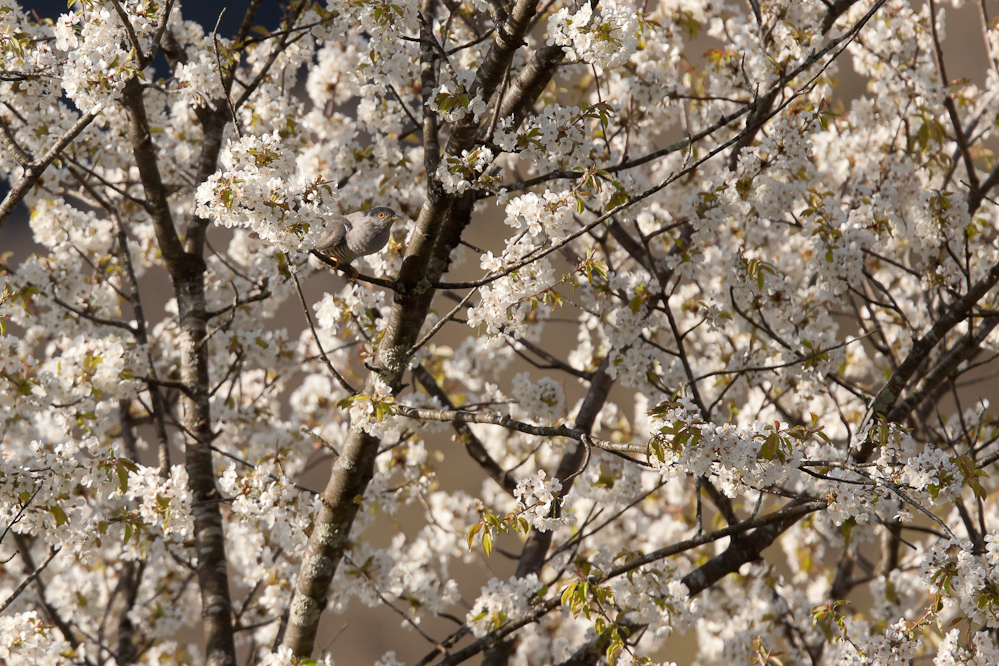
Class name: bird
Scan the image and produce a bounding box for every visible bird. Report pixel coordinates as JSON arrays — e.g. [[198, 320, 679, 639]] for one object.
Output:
[[251, 207, 403, 278], [315, 207, 402, 275]]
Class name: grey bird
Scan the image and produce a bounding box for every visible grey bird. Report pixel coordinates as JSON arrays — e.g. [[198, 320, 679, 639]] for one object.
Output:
[[315, 207, 402, 275], [252, 207, 403, 278]]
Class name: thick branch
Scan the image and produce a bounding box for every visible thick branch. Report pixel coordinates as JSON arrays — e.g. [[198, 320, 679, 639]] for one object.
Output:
[[446, 0, 543, 152], [545, 500, 818, 666], [679, 501, 808, 596], [121, 79, 188, 275], [122, 74, 236, 666], [887, 315, 999, 425], [481, 362, 615, 666], [421, 0, 442, 176]]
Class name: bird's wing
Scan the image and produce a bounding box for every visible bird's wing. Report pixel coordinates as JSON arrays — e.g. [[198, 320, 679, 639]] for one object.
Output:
[[314, 215, 351, 253]]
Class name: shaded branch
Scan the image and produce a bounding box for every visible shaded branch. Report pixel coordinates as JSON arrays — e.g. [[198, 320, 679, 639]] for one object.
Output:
[[413, 365, 519, 495], [293, 273, 359, 396], [857, 257, 999, 460], [0, 545, 61, 615]]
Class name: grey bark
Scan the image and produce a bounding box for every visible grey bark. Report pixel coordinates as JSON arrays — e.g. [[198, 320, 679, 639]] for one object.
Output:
[[122, 67, 238, 666]]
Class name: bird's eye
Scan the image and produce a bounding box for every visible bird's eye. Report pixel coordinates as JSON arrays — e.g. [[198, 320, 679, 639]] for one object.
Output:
[[378, 212, 386, 218]]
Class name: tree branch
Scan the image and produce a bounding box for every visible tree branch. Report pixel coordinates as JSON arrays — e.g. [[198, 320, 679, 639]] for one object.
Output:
[[413, 365, 519, 495], [0, 105, 103, 231], [427, 500, 827, 666]]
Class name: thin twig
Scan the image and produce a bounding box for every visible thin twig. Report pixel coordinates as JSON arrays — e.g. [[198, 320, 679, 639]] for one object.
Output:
[[292, 273, 358, 395], [0, 546, 62, 614], [408, 288, 478, 358]]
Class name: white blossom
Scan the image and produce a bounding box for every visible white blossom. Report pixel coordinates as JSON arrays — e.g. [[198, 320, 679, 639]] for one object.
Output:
[[546, 0, 639, 70], [514, 469, 572, 531]]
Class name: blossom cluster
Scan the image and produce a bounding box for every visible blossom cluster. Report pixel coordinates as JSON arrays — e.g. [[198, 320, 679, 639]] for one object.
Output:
[[934, 629, 999, 666], [53, 3, 146, 108], [195, 131, 339, 250], [919, 539, 999, 627], [514, 470, 572, 531], [466, 574, 542, 637], [0, 611, 74, 666], [546, 0, 639, 70], [437, 147, 496, 194], [647, 398, 806, 496]]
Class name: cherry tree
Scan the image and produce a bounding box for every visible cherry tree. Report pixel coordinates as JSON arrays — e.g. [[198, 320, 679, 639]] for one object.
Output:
[[3, 0, 999, 665]]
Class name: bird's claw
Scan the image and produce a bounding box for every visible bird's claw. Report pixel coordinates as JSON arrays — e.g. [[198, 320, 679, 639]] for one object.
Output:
[[327, 257, 359, 280]]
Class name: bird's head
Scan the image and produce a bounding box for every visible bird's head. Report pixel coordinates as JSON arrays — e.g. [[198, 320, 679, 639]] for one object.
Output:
[[362, 207, 403, 230]]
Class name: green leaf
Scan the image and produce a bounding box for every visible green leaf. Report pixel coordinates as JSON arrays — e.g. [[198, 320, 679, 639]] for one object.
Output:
[[467, 523, 481, 551], [50, 504, 68, 526], [482, 531, 493, 556], [561, 580, 579, 607], [758, 433, 774, 460], [374, 401, 394, 422], [337, 394, 366, 409], [116, 463, 129, 493], [606, 641, 622, 664]]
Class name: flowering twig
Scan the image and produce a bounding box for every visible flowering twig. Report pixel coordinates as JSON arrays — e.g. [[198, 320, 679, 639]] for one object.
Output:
[[407, 287, 478, 358], [423, 499, 828, 666], [435, 0, 887, 291], [391, 403, 648, 458], [0, 104, 103, 230]]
